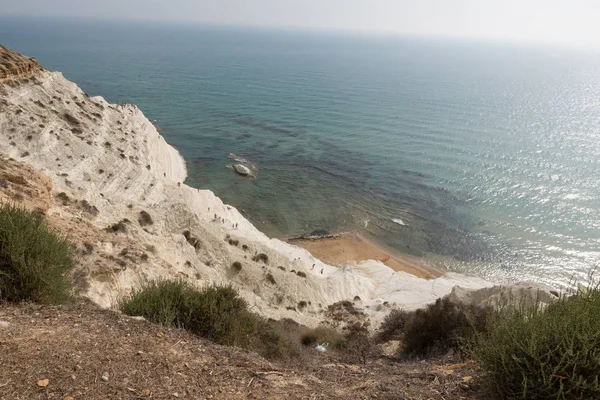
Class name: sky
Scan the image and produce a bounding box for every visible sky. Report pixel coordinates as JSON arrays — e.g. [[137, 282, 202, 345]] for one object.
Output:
[[1, 0, 600, 46]]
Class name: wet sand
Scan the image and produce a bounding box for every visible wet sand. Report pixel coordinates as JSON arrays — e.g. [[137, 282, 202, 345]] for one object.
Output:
[[288, 232, 443, 280]]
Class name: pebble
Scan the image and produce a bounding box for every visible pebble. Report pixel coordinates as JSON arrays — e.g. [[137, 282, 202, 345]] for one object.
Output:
[[36, 379, 49, 387], [0, 320, 10, 328], [101, 373, 109, 382]]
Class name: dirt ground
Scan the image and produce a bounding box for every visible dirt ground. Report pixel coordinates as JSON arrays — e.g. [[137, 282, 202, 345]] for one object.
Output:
[[0, 303, 491, 400]]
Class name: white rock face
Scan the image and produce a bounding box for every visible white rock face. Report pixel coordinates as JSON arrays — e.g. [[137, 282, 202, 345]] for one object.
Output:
[[448, 283, 558, 310], [0, 69, 493, 325]]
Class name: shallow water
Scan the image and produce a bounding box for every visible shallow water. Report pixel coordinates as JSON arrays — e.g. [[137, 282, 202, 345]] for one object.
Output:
[[2, 16, 599, 287]]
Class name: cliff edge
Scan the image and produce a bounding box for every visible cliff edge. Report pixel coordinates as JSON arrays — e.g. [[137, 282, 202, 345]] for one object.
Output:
[[0, 45, 492, 327]]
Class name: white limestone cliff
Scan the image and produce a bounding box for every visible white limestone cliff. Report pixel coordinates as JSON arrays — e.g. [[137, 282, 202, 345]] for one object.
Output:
[[0, 50, 494, 326]]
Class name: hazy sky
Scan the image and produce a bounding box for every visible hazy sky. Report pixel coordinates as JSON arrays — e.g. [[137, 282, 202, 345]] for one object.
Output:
[[2, 0, 600, 45]]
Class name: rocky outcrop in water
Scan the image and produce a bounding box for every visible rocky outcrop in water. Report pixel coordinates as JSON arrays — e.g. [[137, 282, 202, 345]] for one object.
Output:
[[233, 163, 251, 176]]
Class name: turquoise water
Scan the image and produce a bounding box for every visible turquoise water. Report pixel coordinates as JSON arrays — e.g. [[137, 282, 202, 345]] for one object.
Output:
[[2, 16, 599, 287]]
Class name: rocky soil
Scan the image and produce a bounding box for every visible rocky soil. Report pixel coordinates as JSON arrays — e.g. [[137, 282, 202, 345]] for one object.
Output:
[[0, 303, 489, 400]]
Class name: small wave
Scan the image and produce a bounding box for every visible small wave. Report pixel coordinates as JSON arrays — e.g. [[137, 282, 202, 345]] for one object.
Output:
[[228, 153, 248, 163], [392, 218, 407, 226]]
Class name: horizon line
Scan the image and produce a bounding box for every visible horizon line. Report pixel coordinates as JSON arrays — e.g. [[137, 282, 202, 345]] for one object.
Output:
[[0, 12, 597, 51]]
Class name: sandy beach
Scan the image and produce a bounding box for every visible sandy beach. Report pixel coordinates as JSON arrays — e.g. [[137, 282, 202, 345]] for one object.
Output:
[[288, 232, 443, 280]]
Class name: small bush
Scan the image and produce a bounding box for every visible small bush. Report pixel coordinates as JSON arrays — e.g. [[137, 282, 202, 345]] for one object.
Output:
[[0, 204, 74, 303], [106, 219, 128, 233], [473, 285, 600, 399], [138, 210, 153, 226], [252, 253, 269, 263], [231, 261, 242, 272], [344, 323, 377, 364], [380, 298, 487, 358], [377, 309, 412, 342], [296, 271, 307, 278], [228, 239, 239, 246], [120, 280, 287, 359], [56, 192, 70, 205], [266, 273, 276, 285]]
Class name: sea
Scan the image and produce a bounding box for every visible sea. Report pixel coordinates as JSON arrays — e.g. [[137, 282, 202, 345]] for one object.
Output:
[[1, 16, 599, 288]]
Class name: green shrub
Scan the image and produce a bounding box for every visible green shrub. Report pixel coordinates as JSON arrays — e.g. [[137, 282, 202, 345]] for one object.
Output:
[[0, 204, 74, 303], [344, 323, 377, 364], [138, 210, 153, 226], [106, 219, 128, 233], [119, 280, 287, 359], [472, 285, 600, 399], [231, 261, 242, 272], [380, 297, 487, 358], [377, 309, 412, 342], [252, 253, 269, 263]]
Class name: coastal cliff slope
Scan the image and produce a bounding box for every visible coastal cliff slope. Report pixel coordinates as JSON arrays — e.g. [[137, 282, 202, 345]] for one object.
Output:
[[0, 45, 491, 324]]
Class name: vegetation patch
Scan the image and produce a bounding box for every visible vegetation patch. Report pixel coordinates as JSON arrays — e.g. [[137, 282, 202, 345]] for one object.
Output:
[[473, 285, 600, 400], [377, 297, 487, 358], [119, 281, 289, 359], [106, 219, 129, 233], [377, 309, 411, 342], [231, 261, 242, 272], [138, 210, 153, 226], [56, 191, 70, 205], [0, 204, 74, 303], [344, 323, 377, 364], [252, 253, 269, 264]]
